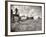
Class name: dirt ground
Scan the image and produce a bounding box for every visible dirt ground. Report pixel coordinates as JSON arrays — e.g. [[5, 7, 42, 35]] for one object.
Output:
[[11, 18, 42, 32]]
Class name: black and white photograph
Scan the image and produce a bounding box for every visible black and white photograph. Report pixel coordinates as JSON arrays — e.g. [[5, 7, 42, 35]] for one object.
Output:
[[11, 5, 42, 32], [6, 1, 45, 35]]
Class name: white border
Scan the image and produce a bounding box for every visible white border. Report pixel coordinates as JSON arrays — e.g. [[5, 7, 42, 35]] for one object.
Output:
[[8, 2, 44, 35]]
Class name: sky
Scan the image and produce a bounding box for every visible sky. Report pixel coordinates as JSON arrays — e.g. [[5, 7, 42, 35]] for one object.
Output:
[[11, 5, 42, 18]]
